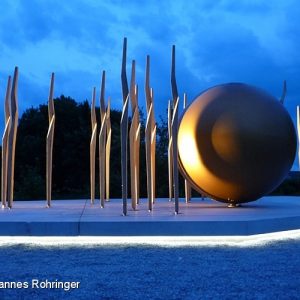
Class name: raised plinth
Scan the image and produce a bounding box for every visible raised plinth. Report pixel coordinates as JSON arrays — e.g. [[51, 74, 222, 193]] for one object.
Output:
[[0, 196, 299, 236]]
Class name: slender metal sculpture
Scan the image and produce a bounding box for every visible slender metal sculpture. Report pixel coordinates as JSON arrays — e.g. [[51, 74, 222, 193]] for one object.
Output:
[[99, 71, 107, 207], [6, 67, 19, 208], [99, 111, 107, 208], [121, 37, 129, 215], [121, 96, 129, 215], [129, 60, 141, 210], [172, 97, 179, 214], [167, 100, 173, 202], [297, 106, 300, 170], [171, 46, 179, 214], [90, 87, 97, 204], [280, 80, 287, 104], [100, 71, 106, 123], [46, 73, 55, 207], [1, 76, 11, 208], [150, 88, 156, 205], [145, 55, 156, 211], [183, 93, 191, 203], [105, 98, 111, 201]]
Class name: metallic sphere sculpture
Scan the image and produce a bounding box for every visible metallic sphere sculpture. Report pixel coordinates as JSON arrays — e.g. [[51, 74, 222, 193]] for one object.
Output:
[[178, 83, 297, 204]]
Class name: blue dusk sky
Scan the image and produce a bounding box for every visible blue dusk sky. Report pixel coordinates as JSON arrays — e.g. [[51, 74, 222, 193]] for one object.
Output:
[[0, 0, 299, 168]]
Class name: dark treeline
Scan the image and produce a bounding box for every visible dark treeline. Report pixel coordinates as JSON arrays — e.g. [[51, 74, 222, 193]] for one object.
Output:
[[0, 95, 298, 200]]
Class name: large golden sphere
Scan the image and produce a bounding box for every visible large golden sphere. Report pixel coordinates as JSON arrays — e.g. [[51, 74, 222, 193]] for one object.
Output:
[[178, 83, 297, 204]]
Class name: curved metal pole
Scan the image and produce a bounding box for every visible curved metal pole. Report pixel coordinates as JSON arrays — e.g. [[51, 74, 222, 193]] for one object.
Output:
[[172, 97, 179, 214], [145, 103, 153, 211], [129, 108, 139, 209], [171, 45, 178, 104], [1, 76, 11, 208], [7, 67, 19, 208], [170, 46, 179, 214], [121, 37, 129, 215], [167, 100, 173, 202], [150, 88, 156, 204], [129, 60, 141, 210], [90, 87, 97, 204], [105, 98, 111, 201], [46, 72, 55, 207], [99, 112, 107, 208], [280, 80, 287, 105], [145, 56, 156, 210], [100, 70, 106, 122], [99, 70, 107, 206], [121, 96, 129, 215]]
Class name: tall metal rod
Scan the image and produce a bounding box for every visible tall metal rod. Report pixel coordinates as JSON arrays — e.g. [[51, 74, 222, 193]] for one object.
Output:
[[1, 76, 11, 208], [167, 100, 173, 202], [129, 60, 140, 210], [135, 85, 141, 205], [99, 70, 107, 206], [183, 93, 191, 203], [280, 80, 287, 104], [46, 73, 55, 208], [172, 97, 179, 214], [171, 45, 179, 102], [90, 87, 97, 204], [171, 45, 179, 214], [136, 116, 141, 205], [150, 88, 156, 204], [297, 106, 300, 170], [6, 67, 19, 208], [121, 96, 129, 215], [121, 37, 129, 215], [99, 112, 107, 208], [100, 70, 106, 122], [145, 103, 153, 211], [145, 56, 151, 209], [145, 55, 156, 210], [105, 98, 111, 201]]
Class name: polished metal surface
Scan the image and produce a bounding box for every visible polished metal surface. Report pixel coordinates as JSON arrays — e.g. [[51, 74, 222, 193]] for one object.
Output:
[[145, 55, 156, 211], [90, 87, 97, 204], [105, 98, 111, 201], [6, 67, 19, 208], [46, 73, 55, 207], [1, 76, 11, 208], [170, 45, 179, 214], [129, 60, 141, 210], [99, 112, 107, 208], [178, 83, 297, 204], [121, 37, 129, 215], [279, 80, 287, 105], [167, 100, 173, 202], [99, 71, 107, 207]]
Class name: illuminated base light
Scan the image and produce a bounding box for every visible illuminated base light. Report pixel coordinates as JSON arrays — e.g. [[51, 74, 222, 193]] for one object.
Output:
[[0, 230, 300, 247]]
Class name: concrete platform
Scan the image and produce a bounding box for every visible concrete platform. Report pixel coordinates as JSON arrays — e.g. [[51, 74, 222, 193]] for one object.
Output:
[[0, 196, 299, 236]]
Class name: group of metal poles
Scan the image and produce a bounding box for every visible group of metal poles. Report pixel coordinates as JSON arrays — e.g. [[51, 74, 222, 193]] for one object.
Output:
[[0, 40, 192, 213], [2, 40, 299, 213], [118, 38, 187, 215], [89, 69, 112, 209]]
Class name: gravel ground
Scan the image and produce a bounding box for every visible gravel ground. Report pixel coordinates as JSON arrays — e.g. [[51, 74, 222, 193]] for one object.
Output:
[[0, 239, 299, 299]]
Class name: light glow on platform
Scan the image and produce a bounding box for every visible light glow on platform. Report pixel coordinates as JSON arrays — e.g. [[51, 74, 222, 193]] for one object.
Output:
[[0, 230, 300, 247]]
